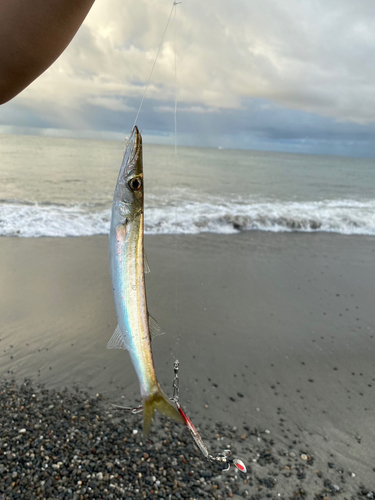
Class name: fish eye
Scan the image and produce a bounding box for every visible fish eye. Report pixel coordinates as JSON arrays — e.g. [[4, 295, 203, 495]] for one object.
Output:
[[129, 177, 142, 191]]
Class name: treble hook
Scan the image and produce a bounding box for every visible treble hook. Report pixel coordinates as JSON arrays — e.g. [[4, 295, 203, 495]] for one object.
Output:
[[111, 404, 143, 414]]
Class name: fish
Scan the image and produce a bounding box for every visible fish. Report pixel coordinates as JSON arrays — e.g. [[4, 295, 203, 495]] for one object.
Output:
[[108, 126, 184, 435]]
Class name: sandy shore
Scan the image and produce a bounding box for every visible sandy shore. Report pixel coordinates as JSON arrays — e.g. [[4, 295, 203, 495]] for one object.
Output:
[[1, 232, 374, 496]]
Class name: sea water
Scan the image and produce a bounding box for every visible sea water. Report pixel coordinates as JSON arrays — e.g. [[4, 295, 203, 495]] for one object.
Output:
[[1, 133, 375, 237]]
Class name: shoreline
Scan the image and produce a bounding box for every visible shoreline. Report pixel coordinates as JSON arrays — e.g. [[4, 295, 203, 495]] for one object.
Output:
[[1, 232, 375, 495]]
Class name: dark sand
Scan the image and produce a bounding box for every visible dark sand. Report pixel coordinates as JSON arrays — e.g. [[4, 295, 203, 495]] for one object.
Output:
[[1, 232, 375, 497]]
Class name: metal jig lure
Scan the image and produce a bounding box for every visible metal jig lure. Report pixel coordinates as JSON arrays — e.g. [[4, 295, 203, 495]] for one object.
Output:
[[113, 360, 247, 474]]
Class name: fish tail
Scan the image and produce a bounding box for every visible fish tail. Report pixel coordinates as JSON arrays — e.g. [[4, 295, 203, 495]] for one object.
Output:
[[143, 387, 184, 436]]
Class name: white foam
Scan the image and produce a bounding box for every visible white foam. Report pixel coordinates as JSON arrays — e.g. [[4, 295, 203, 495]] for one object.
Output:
[[1, 199, 375, 237], [145, 198, 375, 236], [0, 203, 111, 237]]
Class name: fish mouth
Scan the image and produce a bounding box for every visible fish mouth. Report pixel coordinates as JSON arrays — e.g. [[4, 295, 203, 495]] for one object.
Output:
[[127, 126, 142, 163], [121, 126, 143, 177]]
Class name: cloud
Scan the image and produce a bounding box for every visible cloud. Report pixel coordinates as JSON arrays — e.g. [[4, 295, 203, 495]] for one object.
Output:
[[154, 105, 219, 114], [87, 97, 136, 112], [1, 0, 375, 156]]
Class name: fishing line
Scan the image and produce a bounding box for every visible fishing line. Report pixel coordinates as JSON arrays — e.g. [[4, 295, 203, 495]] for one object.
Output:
[[171, 1, 181, 364], [131, 0, 182, 363], [132, 2, 177, 129], [173, 3, 180, 156]]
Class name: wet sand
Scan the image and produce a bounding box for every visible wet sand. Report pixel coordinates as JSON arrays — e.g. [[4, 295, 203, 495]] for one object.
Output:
[[0, 232, 374, 496]]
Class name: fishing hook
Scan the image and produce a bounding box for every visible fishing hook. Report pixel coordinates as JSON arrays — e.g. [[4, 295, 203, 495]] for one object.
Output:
[[170, 360, 247, 473], [111, 404, 143, 414], [111, 360, 247, 474]]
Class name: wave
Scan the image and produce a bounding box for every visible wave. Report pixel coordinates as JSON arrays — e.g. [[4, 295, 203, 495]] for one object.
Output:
[[146, 199, 375, 236], [0, 203, 111, 237], [1, 199, 375, 237]]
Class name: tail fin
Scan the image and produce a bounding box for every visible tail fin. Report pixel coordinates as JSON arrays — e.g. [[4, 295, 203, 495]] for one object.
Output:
[[143, 387, 184, 436]]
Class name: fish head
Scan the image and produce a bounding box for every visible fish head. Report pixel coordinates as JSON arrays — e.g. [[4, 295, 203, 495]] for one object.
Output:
[[113, 126, 143, 219]]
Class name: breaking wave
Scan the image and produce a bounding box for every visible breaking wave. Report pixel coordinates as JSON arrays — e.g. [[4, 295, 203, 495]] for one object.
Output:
[[1, 199, 375, 237], [0, 203, 111, 237]]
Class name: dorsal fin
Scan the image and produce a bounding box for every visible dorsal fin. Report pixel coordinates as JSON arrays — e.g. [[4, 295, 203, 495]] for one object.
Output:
[[144, 250, 150, 273], [148, 315, 165, 339]]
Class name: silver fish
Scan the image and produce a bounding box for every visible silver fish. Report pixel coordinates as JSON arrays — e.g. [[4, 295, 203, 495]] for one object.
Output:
[[108, 126, 183, 435]]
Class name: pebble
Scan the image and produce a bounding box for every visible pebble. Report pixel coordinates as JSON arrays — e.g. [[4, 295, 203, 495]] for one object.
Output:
[[0, 379, 371, 499]]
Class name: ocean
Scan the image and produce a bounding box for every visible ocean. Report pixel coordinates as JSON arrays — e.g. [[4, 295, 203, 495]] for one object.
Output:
[[1, 132, 375, 238]]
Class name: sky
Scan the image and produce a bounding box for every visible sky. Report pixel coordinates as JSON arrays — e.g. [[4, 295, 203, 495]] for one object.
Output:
[[1, 0, 375, 157]]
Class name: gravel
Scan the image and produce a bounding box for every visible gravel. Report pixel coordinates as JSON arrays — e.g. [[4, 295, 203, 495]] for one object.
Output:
[[0, 379, 373, 499]]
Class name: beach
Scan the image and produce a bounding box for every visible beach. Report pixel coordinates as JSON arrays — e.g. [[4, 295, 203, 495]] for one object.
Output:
[[1, 232, 374, 497]]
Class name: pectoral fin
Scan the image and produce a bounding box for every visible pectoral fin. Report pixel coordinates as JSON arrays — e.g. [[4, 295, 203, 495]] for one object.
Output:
[[116, 201, 131, 218]]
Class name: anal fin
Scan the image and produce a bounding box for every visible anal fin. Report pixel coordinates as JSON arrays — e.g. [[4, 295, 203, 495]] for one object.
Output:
[[107, 325, 128, 350]]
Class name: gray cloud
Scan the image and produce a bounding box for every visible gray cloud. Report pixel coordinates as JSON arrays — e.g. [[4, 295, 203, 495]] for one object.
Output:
[[1, 0, 375, 156]]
